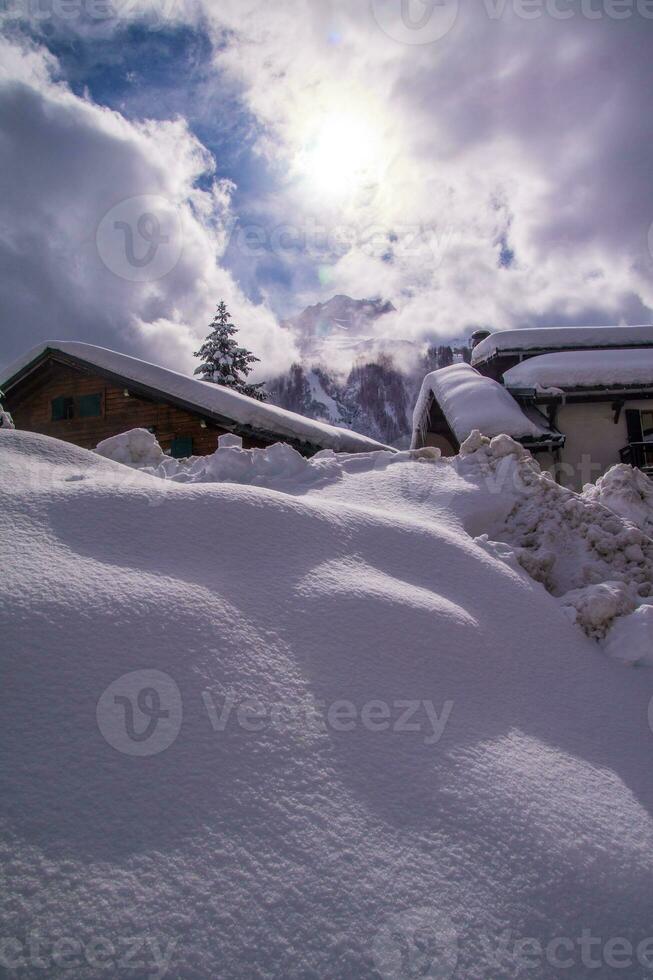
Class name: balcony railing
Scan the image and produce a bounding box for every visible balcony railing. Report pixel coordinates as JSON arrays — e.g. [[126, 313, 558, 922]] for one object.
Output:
[[620, 442, 653, 473]]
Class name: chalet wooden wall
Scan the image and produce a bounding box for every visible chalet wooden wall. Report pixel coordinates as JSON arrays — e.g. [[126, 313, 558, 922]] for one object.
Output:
[[5, 359, 268, 456]]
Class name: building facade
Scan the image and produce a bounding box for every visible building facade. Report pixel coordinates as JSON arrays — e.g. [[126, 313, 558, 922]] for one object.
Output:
[[413, 326, 653, 488]]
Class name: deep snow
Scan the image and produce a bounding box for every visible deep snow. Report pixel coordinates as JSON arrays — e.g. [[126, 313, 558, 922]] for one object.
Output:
[[3, 428, 653, 979], [411, 363, 550, 446], [504, 348, 653, 390], [471, 324, 653, 366]]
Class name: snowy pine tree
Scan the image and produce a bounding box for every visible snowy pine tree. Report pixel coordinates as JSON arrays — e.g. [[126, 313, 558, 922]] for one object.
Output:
[[0, 388, 14, 429], [194, 302, 267, 401]]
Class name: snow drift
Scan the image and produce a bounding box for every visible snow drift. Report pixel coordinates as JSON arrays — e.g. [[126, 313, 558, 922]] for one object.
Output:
[[3, 428, 653, 979]]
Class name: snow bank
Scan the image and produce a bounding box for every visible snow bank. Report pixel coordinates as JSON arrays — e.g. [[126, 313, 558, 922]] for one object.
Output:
[[472, 324, 653, 365], [98, 429, 653, 644], [95, 427, 411, 491], [440, 433, 653, 641], [582, 463, 653, 537], [4, 429, 653, 979], [504, 348, 653, 390], [96, 428, 166, 468], [412, 363, 550, 447], [602, 603, 653, 665], [0, 341, 388, 453]]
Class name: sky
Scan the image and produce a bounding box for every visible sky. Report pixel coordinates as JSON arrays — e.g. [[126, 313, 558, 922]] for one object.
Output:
[[1, 0, 652, 379]]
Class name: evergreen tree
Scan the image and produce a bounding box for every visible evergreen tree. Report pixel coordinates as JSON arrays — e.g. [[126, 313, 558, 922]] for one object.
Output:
[[194, 301, 267, 401]]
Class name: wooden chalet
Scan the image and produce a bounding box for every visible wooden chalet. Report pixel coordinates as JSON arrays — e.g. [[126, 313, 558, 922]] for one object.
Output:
[[0, 342, 387, 459]]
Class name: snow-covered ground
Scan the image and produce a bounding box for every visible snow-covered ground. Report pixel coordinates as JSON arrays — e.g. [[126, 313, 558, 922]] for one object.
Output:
[[3, 427, 653, 979]]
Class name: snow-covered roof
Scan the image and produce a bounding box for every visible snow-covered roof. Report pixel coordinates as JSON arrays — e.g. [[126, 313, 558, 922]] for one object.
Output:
[[472, 325, 653, 366], [504, 348, 653, 392], [0, 341, 388, 454], [412, 362, 553, 446]]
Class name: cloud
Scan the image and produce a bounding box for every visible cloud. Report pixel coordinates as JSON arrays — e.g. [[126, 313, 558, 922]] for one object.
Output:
[[0, 34, 297, 377], [2, 0, 652, 369], [203, 0, 653, 342]]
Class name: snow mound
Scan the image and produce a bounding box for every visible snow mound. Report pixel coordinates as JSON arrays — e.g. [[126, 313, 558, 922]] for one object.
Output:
[[97, 428, 653, 644], [95, 428, 412, 491], [561, 582, 638, 640], [4, 430, 653, 978], [582, 463, 653, 537], [603, 603, 653, 665], [442, 432, 653, 641], [96, 428, 166, 468]]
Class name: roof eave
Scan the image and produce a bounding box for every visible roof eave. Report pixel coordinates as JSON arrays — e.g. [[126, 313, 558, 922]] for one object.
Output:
[[4, 346, 380, 456]]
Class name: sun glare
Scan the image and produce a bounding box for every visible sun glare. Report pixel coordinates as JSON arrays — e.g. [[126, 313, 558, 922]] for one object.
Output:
[[296, 112, 384, 198]]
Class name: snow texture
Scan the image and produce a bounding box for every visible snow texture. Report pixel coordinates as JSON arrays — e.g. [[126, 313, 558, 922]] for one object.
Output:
[[582, 464, 653, 538], [504, 348, 653, 391], [3, 428, 653, 979], [451, 434, 653, 640], [0, 341, 388, 453], [472, 324, 653, 365], [603, 603, 653, 665], [412, 363, 551, 446]]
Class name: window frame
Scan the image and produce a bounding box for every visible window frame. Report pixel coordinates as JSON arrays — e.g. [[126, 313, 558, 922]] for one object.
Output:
[[78, 392, 103, 419], [51, 396, 75, 421]]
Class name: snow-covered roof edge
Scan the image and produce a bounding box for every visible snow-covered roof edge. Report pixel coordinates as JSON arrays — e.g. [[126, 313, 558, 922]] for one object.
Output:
[[472, 325, 653, 366], [412, 363, 558, 448], [504, 348, 653, 392], [0, 341, 390, 455]]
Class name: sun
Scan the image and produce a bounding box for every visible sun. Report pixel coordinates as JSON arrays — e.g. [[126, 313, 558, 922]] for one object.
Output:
[[295, 111, 384, 199]]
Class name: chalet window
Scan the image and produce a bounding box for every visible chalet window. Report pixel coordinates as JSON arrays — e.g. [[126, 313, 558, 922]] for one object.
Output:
[[79, 393, 102, 418], [170, 436, 193, 459], [51, 396, 75, 421], [626, 409, 653, 444]]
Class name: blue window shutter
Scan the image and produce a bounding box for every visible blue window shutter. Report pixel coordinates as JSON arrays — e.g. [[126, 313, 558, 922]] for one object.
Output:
[[51, 397, 66, 421], [79, 393, 102, 418], [170, 436, 193, 459]]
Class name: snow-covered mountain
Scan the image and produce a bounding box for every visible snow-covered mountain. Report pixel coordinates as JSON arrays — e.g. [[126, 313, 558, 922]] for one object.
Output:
[[269, 296, 471, 447], [282, 294, 398, 364]]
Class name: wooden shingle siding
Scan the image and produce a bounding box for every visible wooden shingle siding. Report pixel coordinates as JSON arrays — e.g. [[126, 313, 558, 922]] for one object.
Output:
[[5, 359, 269, 456]]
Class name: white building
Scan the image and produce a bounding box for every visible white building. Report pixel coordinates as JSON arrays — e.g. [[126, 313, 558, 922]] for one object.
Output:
[[412, 326, 653, 489]]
